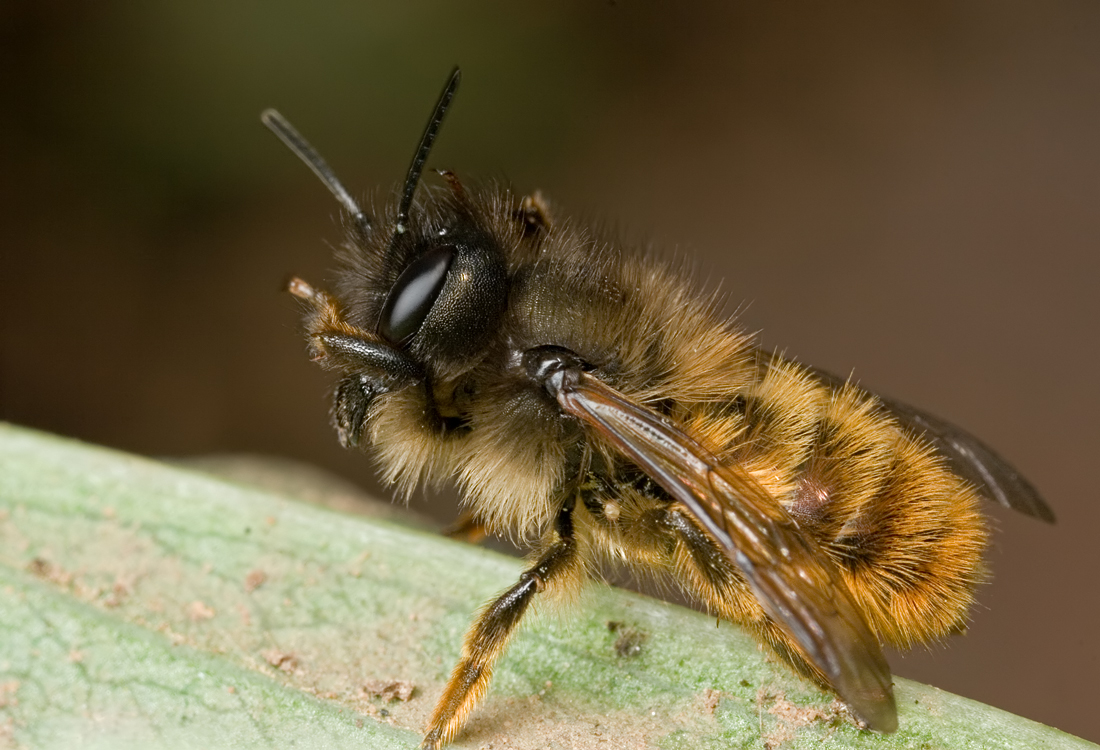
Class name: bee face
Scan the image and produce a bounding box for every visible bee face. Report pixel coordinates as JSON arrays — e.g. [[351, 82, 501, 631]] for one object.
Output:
[[265, 69, 1052, 749]]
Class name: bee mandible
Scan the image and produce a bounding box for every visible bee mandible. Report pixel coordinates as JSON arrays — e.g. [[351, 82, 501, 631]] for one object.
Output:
[[263, 68, 1054, 749]]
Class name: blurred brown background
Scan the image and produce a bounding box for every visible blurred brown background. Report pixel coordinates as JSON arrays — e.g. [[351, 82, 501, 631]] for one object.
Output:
[[2, 1, 1097, 742]]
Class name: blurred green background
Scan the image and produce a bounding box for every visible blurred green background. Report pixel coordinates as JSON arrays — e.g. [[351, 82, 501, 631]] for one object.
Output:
[[2, 1, 1098, 742]]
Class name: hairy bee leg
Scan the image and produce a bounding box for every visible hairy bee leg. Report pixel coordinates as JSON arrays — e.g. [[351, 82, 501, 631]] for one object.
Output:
[[422, 504, 576, 750], [331, 375, 379, 449], [517, 191, 552, 236], [660, 507, 832, 689], [287, 277, 424, 385], [442, 508, 489, 544]]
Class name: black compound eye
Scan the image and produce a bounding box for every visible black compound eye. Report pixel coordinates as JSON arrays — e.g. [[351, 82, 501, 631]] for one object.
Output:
[[378, 245, 455, 343]]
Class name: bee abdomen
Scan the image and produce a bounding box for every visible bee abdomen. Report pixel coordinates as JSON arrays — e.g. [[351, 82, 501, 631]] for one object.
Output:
[[680, 357, 986, 647], [783, 381, 988, 648]]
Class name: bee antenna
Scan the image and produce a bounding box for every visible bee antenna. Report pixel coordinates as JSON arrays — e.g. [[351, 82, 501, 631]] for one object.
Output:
[[393, 67, 461, 239], [261, 108, 371, 236]]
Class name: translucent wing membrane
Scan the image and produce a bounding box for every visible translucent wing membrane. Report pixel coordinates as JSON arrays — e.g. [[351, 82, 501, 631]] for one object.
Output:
[[546, 369, 898, 733], [877, 396, 1054, 522], [806, 366, 1054, 523]]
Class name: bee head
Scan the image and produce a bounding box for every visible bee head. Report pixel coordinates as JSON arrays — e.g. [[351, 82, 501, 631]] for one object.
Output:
[[266, 68, 510, 378], [372, 183, 509, 373]]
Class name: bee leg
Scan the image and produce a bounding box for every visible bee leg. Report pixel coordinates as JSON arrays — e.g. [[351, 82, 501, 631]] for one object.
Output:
[[423, 503, 577, 750], [313, 332, 424, 385], [516, 191, 553, 236], [331, 374, 379, 449], [441, 508, 489, 544], [660, 506, 831, 689], [286, 276, 424, 385]]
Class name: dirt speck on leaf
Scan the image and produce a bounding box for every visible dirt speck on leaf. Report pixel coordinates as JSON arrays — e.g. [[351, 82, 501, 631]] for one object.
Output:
[[361, 679, 415, 702], [0, 717, 13, 750], [758, 689, 843, 747], [102, 575, 134, 607], [187, 600, 215, 621], [606, 620, 647, 658], [0, 682, 19, 708], [244, 569, 267, 592], [261, 649, 299, 673], [27, 558, 72, 586]]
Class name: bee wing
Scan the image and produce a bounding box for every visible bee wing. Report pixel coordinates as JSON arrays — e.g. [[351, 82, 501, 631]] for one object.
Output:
[[806, 366, 1054, 523], [551, 371, 898, 733], [876, 395, 1054, 522]]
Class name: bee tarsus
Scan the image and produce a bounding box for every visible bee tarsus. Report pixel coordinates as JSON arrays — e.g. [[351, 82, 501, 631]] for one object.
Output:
[[422, 503, 577, 750]]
